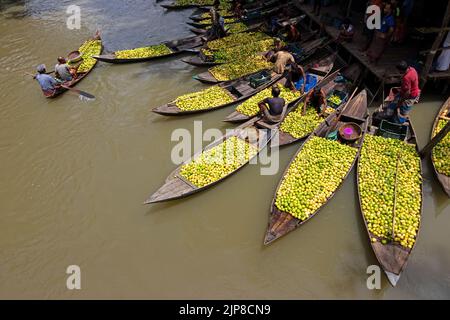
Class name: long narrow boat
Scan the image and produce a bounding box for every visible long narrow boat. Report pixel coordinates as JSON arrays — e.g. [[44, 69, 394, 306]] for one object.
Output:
[[357, 89, 423, 286], [431, 97, 450, 197], [92, 35, 204, 64], [145, 117, 274, 204], [190, 11, 235, 21], [152, 70, 282, 116], [224, 52, 335, 123], [193, 37, 326, 84], [161, 2, 213, 10], [189, 18, 264, 35], [187, 2, 291, 28], [46, 33, 103, 98], [194, 0, 280, 12], [182, 28, 315, 67], [153, 53, 332, 116], [264, 90, 369, 245]]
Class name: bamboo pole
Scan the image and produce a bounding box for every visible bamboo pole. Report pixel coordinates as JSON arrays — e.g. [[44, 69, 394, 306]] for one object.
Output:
[[419, 120, 450, 158]]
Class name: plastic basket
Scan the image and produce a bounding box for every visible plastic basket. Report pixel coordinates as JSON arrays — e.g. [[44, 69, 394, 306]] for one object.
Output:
[[378, 120, 408, 140], [249, 70, 272, 88], [327, 89, 348, 108]]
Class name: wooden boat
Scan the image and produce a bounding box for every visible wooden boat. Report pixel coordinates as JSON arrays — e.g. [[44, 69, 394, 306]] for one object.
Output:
[[224, 51, 334, 123], [264, 90, 369, 245], [161, 3, 210, 10], [357, 89, 424, 286], [92, 35, 204, 64], [145, 117, 274, 204], [187, 3, 291, 28], [46, 33, 103, 98], [182, 28, 315, 68], [188, 18, 240, 29], [153, 71, 283, 116], [431, 97, 450, 197], [189, 20, 264, 35], [193, 37, 326, 84], [190, 11, 235, 22], [195, 0, 280, 12]]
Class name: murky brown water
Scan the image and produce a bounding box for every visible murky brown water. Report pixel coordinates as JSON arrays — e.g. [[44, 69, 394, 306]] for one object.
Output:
[[0, 0, 449, 299]]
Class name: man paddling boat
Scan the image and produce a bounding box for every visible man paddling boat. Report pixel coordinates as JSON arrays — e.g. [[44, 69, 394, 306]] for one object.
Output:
[[257, 85, 286, 123], [34, 64, 59, 96]]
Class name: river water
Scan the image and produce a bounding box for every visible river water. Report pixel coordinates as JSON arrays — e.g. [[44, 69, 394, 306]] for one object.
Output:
[[0, 0, 449, 299]]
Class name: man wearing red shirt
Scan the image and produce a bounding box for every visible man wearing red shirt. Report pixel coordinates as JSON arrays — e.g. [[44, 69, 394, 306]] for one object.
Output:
[[388, 61, 421, 123]]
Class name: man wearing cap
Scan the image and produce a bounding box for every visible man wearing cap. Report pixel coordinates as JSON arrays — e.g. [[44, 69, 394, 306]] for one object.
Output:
[[388, 61, 421, 123], [34, 64, 59, 96], [55, 57, 73, 82]]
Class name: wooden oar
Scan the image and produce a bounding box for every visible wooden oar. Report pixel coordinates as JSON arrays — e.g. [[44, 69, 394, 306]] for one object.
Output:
[[25, 72, 95, 100], [60, 84, 95, 100]]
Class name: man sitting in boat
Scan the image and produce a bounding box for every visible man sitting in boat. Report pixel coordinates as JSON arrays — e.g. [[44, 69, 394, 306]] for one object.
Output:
[[285, 63, 306, 93], [378, 61, 421, 124], [55, 57, 73, 82], [34, 64, 59, 96], [303, 86, 327, 116], [257, 85, 286, 124]]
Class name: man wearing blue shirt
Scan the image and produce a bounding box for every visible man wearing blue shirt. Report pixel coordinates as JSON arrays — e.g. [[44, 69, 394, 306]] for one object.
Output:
[[367, 3, 395, 63], [34, 64, 59, 96]]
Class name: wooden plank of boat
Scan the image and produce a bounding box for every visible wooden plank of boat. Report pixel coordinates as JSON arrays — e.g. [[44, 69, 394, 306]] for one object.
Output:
[[92, 35, 204, 64], [357, 92, 424, 286], [194, 37, 327, 84], [47, 33, 103, 98], [190, 27, 208, 35], [223, 52, 334, 123], [264, 90, 369, 245], [144, 117, 274, 204], [153, 70, 282, 115], [431, 97, 450, 197], [181, 55, 220, 67]]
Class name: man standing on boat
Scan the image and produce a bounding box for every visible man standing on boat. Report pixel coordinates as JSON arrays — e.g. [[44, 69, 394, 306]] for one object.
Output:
[[271, 50, 295, 74], [258, 85, 286, 123], [55, 57, 73, 82], [34, 64, 59, 96], [303, 86, 327, 116], [389, 61, 421, 124]]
